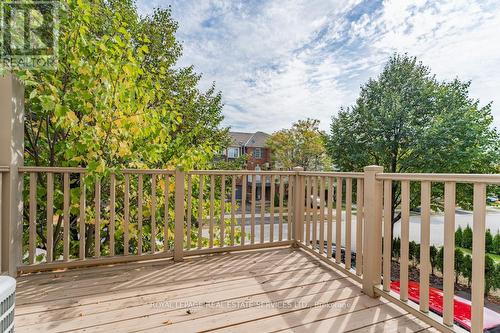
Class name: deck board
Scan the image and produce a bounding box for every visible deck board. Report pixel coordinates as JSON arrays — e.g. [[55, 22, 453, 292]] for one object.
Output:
[[15, 247, 430, 333]]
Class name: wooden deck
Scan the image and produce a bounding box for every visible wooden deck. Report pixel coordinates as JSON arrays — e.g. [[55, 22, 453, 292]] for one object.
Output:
[[15, 247, 437, 332]]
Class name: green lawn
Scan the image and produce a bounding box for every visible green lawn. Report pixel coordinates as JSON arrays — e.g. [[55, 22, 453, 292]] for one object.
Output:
[[458, 247, 500, 263]]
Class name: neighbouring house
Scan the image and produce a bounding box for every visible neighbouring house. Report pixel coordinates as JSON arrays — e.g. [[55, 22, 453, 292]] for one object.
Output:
[[222, 131, 272, 201], [223, 131, 271, 169]]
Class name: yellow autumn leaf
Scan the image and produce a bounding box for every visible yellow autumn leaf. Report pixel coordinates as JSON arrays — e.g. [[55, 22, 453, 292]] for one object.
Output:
[[118, 142, 129, 157], [67, 111, 78, 123]]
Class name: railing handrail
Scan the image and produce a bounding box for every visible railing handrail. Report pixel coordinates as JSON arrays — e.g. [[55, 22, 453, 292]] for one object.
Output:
[[17, 166, 177, 174], [298, 171, 364, 178], [8, 166, 500, 183], [188, 170, 296, 175], [377, 172, 500, 184]]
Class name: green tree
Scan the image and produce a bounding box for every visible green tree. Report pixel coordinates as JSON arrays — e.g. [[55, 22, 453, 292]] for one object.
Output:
[[454, 248, 464, 284], [436, 247, 444, 274], [485, 229, 494, 253], [494, 264, 500, 291], [430, 245, 439, 276], [266, 119, 331, 171], [461, 254, 473, 287], [136, 7, 228, 168], [327, 54, 500, 236], [493, 231, 500, 255], [392, 237, 401, 260], [455, 226, 463, 248], [485, 255, 497, 295], [463, 225, 473, 250], [409, 241, 420, 267], [5, 1, 228, 259]]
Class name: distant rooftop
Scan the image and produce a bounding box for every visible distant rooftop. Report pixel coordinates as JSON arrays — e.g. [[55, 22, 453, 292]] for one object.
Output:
[[229, 131, 270, 148]]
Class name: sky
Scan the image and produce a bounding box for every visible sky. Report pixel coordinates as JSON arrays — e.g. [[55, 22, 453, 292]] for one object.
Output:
[[137, 0, 500, 133]]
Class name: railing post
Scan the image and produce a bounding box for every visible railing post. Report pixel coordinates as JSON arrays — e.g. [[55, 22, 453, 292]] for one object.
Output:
[[293, 167, 304, 243], [362, 165, 384, 297], [0, 73, 24, 276], [173, 166, 185, 262]]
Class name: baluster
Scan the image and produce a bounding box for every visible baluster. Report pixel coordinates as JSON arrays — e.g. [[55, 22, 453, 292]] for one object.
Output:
[[345, 178, 352, 269], [251, 174, 256, 244], [335, 177, 343, 263], [278, 175, 284, 241], [28, 172, 37, 264], [197, 175, 204, 249], [124, 174, 130, 255], [241, 175, 247, 246], [443, 181, 456, 326], [151, 174, 157, 253], [319, 177, 325, 254], [164, 174, 170, 251], [230, 175, 236, 246], [269, 175, 275, 243], [383, 180, 392, 291], [209, 175, 215, 248], [471, 182, 486, 333], [400, 180, 410, 301], [288, 175, 293, 241], [420, 181, 431, 312], [63, 172, 70, 261], [109, 174, 115, 256], [186, 174, 192, 250], [311, 177, 317, 249], [138, 174, 143, 255], [356, 179, 364, 276], [304, 177, 311, 246], [260, 175, 265, 243], [95, 177, 101, 258], [327, 177, 334, 258], [220, 175, 226, 247], [47, 173, 54, 262]]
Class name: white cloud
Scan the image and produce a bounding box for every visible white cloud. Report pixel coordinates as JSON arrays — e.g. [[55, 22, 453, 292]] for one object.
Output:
[[138, 0, 500, 133]]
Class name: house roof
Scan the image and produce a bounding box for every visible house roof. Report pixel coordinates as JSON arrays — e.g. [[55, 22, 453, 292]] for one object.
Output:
[[229, 131, 270, 148]]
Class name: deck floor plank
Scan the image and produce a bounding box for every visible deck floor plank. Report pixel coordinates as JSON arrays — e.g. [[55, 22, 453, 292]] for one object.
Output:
[[15, 247, 430, 333]]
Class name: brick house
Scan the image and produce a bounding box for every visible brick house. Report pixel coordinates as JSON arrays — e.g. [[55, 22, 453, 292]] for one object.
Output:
[[222, 131, 272, 201]]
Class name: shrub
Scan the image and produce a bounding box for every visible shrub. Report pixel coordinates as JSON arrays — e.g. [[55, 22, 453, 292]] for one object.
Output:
[[409, 241, 420, 267], [494, 231, 500, 255], [461, 254, 472, 287], [486, 229, 494, 254], [392, 237, 401, 260], [455, 226, 463, 248], [454, 248, 464, 284], [462, 225, 473, 249], [430, 245, 439, 275], [485, 255, 497, 295], [436, 247, 444, 274]]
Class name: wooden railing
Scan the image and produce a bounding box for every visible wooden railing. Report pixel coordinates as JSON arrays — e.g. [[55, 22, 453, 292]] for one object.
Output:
[[182, 170, 296, 257], [11, 167, 296, 272], [374, 172, 500, 333], [18, 167, 177, 270], [294, 171, 365, 281], [292, 168, 500, 333], [1, 164, 499, 332]]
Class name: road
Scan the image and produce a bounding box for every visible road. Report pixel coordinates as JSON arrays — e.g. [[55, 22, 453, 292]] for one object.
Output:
[[203, 207, 500, 249]]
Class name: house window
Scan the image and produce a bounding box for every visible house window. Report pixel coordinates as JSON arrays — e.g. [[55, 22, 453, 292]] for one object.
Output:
[[255, 165, 261, 184], [253, 147, 262, 159], [227, 147, 239, 158]]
